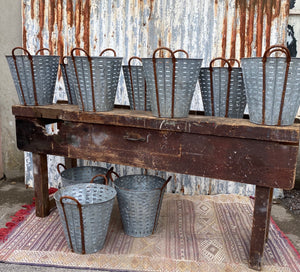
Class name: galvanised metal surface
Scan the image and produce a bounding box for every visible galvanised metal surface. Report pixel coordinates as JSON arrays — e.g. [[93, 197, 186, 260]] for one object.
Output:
[[22, 0, 289, 196]]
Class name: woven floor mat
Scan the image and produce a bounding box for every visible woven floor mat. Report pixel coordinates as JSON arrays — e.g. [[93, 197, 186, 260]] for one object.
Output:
[[0, 194, 299, 272]]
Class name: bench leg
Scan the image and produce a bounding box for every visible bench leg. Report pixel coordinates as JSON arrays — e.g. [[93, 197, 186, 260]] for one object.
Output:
[[32, 153, 50, 217], [249, 185, 272, 270]]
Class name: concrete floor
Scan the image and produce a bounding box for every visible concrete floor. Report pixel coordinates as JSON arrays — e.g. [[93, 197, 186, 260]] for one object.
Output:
[[0, 177, 299, 272]]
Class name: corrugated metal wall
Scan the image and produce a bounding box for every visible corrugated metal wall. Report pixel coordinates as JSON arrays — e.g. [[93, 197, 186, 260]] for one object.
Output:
[[23, 0, 289, 197]]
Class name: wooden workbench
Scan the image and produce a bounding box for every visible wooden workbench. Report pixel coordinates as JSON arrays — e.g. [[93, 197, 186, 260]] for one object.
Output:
[[12, 104, 300, 270]]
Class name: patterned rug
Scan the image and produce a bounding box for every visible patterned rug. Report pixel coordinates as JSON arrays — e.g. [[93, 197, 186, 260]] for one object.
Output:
[[0, 194, 299, 272]]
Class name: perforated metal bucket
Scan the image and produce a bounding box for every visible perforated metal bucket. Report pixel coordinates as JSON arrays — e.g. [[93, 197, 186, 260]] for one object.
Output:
[[6, 47, 59, 106], [123, 57, 151, 111], [54, 184, 116, 254], [114, 174, 171, 237], [142, 48, 202, 118], [57, 164, 110, 187], [241, 45, 300, 125], [199, 58, 246, 118], [70, 48, 122, 112], [60, 56, 78, 105]]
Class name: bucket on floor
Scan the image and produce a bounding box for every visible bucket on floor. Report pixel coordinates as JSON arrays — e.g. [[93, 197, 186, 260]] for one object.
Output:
[[60, 56, 78, 105], [57, 164, 113, 187], [70, 48, 122, 112], [142, 47, 202, 118], [6, 47, 59, 106], [241, 45, 300, 125], [122, 56, 151, 111], [199, 58, 246, 118], [54, 183, 116, 254], [113, 174, 171, 237]]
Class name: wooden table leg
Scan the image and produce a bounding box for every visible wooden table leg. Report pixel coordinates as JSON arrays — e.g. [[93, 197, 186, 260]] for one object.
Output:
[[249, 185, 272, 270], [65, 157, 77, 169], [32, 153, 50, 217], [265, 188, 274, 242]]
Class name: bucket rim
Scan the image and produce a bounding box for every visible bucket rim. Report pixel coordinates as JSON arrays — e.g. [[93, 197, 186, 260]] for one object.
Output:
[[6, 54, 60, 58], [141, 57, 203, 61], [113, 174, 167, 192], [71, 55, 123, 60], [241, 56, 300, 60], [54, 184, 116, 206]]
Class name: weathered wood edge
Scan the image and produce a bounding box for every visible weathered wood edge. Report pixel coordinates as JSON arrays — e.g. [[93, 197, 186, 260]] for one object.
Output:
[[12, 104, 300, 144]]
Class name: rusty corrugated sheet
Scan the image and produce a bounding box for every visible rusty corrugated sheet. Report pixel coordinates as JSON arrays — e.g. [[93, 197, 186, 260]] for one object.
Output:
[[22, 0, 289, 197]]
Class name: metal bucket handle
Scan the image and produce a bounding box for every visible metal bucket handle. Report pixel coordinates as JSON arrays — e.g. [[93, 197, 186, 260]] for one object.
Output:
[[108, 170, 120, 182], [227, 58, 240, 67], [89, 174, 109, 185], [71, 48, 95, 111], [99, 48, 117, 57], [152, 176, 172, 234], [262, 45, 291, 125], [35, 48, 51, 55], [173, 49, 189, 58], [209, 58, 232, 117], [60, 56, 73, 104], [60, 195, 85, 254], [152, 47, 176, 118], [128, 56, 145, 110], [12, 47, 37, 106], [57, 163, 67, 175]]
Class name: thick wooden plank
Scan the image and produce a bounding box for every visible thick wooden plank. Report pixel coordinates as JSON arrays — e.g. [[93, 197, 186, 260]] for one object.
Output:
[[32, 153, 50, 217], [249, 186, 272, 270], [12, 105, 300, 143], [15, 118, 298, 189]]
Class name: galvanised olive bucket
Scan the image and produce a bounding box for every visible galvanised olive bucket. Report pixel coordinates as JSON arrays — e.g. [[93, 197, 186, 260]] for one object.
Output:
[[70, 48, 122, 112], [60, 56, 78, 105], [113, 174, 171, 237], [241, 45, 300, 126], [57, 164, 112, 187], [122, 56, 151, 111], [54, 183, 116, 254], [142, 47, 202, 118], [199, 58, 246, 118], [6, 47, 59, 106]]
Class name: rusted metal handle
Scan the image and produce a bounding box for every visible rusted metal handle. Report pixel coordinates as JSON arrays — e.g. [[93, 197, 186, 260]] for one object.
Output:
[[71, 47, 91, 58], [128, 56, 142, 66], [262, 45, 291, 62], [60, 195, 85, 254], [173, 49, 189, 58], [57, 163, 67, 175], [209, 57, 232, 70], [89, 174, 108, 185], [35, 48, 51, 55], [152, 175, 172, 234], [108, 170, 120, 183], [12, 47, 32, 59], [123, 135, 146, 142], [227, 58, 240, 67], [152, 47, 176, 118], [99, 48, 117, 57], [161, 176, 172, 192], [71, 48, 95, 111], [152, 47, 175, 60], [262, 45, 291, 125], [12, 47, 36, 106]]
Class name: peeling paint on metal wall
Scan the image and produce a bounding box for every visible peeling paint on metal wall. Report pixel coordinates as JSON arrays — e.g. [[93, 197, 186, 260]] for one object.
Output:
[[22, 0, 288, 197]]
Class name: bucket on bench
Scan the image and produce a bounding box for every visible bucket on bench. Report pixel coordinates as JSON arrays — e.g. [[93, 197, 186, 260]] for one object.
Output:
[[198, 57, 246, 118], [6, 47, 59, 106], [122, 56, 151, 111]]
